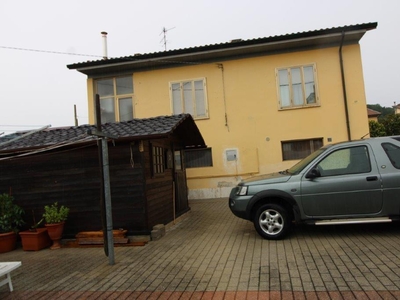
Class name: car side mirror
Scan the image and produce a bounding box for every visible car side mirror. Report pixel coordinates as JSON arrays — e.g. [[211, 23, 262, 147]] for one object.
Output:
[[306, 168, 321, 179]]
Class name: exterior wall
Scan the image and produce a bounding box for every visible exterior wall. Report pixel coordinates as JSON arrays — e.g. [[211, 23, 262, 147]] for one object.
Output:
[[368, 116, 379, 122], [87, 79, 95, 124], [86, 44, 369, 199]]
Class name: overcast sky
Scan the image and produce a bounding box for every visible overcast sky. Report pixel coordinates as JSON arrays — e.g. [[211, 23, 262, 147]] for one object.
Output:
[[0, 0, 398, 134]]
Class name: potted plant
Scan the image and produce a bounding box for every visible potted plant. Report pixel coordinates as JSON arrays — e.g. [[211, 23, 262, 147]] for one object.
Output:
[[43, 202, 70, 250], [0, 193, 24, 253], [19, 211, 51, 251]]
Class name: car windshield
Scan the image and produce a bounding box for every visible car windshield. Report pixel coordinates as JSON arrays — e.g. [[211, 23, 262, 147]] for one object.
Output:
[[287, 148, 327, 175]]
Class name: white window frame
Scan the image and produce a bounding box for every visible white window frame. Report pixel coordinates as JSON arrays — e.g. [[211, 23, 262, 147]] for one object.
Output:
[[276, 64, 319, 110], [169, 78, 209, 119], [95, 76, 134, 123]]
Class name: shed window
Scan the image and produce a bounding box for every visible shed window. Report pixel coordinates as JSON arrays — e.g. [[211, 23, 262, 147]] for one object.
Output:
[[152, 146, 165, 174]]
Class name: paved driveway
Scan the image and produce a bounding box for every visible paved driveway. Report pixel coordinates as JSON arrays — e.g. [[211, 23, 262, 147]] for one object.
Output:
[[1, 198, 400, 299]]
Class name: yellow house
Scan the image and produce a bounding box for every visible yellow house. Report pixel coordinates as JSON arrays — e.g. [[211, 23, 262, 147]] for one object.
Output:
[[393, 103, 400, 115], [68, 22, 377, 199], [367, 108, 381, 122]]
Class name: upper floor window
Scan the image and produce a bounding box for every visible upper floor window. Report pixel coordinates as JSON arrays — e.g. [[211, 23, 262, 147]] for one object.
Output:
[[170, 78, 208, 119], [96, 76, 134, 123], [277, 65, 318, 109]]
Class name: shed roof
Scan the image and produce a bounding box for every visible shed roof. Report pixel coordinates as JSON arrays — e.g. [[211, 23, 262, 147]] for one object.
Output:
[[0, 114, 205, 154], [67, 22, 377, 77]]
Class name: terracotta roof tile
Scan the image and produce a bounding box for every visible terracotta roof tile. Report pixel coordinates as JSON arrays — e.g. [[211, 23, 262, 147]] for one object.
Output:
[[367, 108, 381, 117]]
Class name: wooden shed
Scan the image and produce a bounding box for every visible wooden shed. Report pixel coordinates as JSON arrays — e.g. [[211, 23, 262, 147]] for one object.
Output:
[[0, 114, 205, 237]]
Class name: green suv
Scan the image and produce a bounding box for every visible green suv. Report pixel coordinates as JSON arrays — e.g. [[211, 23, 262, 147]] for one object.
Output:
[[229, 137, 400, 239]]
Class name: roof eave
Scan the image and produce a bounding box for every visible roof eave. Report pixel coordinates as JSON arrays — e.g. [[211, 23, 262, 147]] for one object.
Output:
[[67, 23, 377, 77]]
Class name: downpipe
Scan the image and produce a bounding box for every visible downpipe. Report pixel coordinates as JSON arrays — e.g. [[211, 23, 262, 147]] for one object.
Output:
[[339, 31, 352, 141]]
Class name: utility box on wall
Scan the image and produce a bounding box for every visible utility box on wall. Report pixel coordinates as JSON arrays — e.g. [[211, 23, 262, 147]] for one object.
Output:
[[226, 149, 237, 161]]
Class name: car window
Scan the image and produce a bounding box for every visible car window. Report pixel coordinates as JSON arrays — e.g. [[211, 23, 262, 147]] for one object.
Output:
[[316, 146, 371, 177], [382, 142, 400, 169]]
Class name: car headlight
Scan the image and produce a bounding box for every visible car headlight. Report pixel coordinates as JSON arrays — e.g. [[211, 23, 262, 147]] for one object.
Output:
[[236, 186, 248, 196]]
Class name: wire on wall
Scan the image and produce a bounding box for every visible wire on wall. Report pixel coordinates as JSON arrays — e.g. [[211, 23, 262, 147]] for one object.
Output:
[[217, 63, 229, 132]]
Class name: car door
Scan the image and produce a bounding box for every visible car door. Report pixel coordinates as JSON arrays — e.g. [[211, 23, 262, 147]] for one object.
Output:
[[300, 145, 382, 217]]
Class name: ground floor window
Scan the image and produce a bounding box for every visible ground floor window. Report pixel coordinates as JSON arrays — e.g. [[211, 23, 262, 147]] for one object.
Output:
[[185, 148, 213, 168], [282, 138, 323, 160]]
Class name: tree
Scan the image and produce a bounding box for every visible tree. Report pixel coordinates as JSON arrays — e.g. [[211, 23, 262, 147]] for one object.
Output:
[[369, 120, 386, 137], [380, 114, 400, 136]]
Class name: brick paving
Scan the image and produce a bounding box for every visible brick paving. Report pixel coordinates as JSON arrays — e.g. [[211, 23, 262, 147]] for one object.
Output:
[[1, 198, 400, 299]]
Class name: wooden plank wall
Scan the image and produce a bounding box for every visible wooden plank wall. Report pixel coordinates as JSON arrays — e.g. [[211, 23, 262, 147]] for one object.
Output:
[[0, 141, 148, 237], [143, 140, 175, 229]]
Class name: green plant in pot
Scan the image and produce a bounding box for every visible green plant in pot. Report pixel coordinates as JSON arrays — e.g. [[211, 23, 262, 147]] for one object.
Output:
[[0, 193, 24, 253], [43, 202, 70, 250]]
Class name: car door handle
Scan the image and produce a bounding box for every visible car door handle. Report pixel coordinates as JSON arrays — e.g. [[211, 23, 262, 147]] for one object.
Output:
[[366, 176, 378, 181]]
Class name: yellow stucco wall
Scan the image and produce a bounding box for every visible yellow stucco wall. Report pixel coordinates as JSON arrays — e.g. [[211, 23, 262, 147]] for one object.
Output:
[[86, 44, 369, 199], [368, 116, 379, 122], [87, 79, 95, 124]]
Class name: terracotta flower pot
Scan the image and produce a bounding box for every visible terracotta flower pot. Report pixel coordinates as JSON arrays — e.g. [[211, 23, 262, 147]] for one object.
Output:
[[19, 228, 51, 251], [45, 222, 65, 250], [0, 231, 17, 253]]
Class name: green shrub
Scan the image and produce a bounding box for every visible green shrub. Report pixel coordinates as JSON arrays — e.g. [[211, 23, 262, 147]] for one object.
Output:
[[43, 202, 70, 224], [0, 193, 24, 233], [369, 120, 386, 137]]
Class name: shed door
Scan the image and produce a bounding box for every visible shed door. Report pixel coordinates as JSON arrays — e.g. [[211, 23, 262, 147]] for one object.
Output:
[[174, 150, 189, 214]]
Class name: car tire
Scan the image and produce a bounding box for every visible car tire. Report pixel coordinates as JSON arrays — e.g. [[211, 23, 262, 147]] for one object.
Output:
[[254, 203, 291, 240]]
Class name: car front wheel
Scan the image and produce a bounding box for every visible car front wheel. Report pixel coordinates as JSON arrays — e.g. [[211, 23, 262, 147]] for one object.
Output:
[[254, 203, 291, 240]]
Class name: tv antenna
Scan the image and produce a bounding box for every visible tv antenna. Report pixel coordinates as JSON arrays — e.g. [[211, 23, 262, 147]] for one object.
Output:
[[160, 26, 175, 51]]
